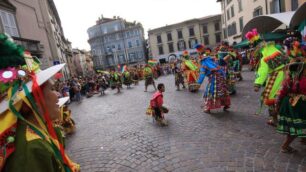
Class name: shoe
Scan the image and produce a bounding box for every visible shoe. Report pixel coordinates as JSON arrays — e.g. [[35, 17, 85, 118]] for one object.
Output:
[[266, 119, 276, 127], [223, 106, 230, 112], [204, 109, 210, 113], [281, 146, 297, 153]]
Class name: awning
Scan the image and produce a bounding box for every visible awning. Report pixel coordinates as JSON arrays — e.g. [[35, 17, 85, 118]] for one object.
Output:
[[234, 33, 287, 49], [233, 39, 249, 49], [290, 2, 306, 28], [242, 2, 306, 38], [242, 12, 294, 38]]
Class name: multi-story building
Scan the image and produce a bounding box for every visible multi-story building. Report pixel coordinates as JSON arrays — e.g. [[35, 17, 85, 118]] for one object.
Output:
[[71, 49, 94, 77], [148, 15, 222, 63], [0, 0, 72, 78], [87, 16, 146, 70], [218, 0, 305, 45]]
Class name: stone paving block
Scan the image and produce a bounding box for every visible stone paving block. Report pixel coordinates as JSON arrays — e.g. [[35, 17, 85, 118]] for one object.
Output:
[[65, 71, 306, 171]]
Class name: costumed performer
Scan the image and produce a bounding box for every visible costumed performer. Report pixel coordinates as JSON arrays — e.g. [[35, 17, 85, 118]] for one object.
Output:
[[0, 34, 79, 171], [196, 46, 230, 113]]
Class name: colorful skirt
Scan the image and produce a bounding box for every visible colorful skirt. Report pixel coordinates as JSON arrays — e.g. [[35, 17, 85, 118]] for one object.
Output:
[[203, 73, 230, 110], [277, 96, 306, 137]]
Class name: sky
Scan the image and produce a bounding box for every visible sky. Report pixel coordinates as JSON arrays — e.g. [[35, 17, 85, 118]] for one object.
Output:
[[53, 0, 221, 50]]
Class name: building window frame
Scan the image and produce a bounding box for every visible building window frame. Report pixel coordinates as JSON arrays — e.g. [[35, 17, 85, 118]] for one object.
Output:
[[291, 0, 298, 11], [0, 9, 19, 37], [231, 5, 235, 18], [203, 36, 209, 45], [253, 6, 263, 17], [189, 27, 195, 37], [158, 45, 164, 55], [239, 17, 243, 32], [177, 40, 185, 51], [215, 33, 221, 43], [167, 32, 172, 42], [177, 30, 183, 39], [214, 22, 220, 31], [168, 43, 174, 53], [202, 24, 208, 34], [238, 0, 243, 12], [157, 35, 162, 44]]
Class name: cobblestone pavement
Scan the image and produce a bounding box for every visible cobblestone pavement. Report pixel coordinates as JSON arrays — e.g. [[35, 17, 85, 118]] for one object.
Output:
[[66, 69, 306, 172]]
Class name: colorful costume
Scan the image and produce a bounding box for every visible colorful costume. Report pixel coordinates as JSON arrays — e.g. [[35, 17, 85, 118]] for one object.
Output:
[[122, 71, 132, 88], [254, 42, 287, 106], [110, 72, 121, 90], [197, 55, 230, 112], [277, 65, 306, 136], [0, 34, 79, 171], [174, 63, 185, 90], [181, 50, 199, 92], [144, 66, 155, 87], [146, 91, 168, 125]]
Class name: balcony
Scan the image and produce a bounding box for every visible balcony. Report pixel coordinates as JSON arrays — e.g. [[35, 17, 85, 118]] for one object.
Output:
[[12, 36, 44, 58]]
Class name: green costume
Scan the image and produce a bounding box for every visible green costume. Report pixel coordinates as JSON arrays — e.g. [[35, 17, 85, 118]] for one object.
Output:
[[255, 42, 287, 106], [4, 121, 67, 172]]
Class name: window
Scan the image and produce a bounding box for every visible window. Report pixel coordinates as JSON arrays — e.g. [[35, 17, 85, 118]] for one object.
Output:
[[203, 25, 208, 34], [227, 9, 230, 20], [117, 44, 121, 50], [177, 30, 183, 39], [157, 35, 162, 43], [223, 29, 228, 38], [128, 41, 132, 48], [231, 5, 235, 17], [291, 0, 298, 11], [158, 45, 164, 55], [239, 17, 244, 32], [253, 6, 263, 17], [119, 55, 125, 63], [167, 32, 172, 41], [129, 53, 135, 62], [270, 0, 285, 14], [168, 43, 174, 53], [0, 10, 19, 37], [189, 27, 195, 37], [204, 36, 209, 45], [214, 23, 220, 31], [215, 33, 221, 43], [136, 39, 140, 46], [227, 22, 237, 36], [238, 0, 243, 12], [226, 0, 232, 5], [177, 40, 185, 51], [189, 39, 197, 49]]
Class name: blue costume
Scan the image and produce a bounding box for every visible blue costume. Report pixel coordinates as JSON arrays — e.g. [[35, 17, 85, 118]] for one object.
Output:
[[197, 56, 230, 112]]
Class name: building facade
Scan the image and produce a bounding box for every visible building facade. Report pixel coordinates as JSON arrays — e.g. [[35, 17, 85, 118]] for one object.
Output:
[[71, 49, 94, 77], [0, 0, 72, 78], [148, 15, 222, 63], [218, 0, 305, 45], [88, 16, 146, 70]]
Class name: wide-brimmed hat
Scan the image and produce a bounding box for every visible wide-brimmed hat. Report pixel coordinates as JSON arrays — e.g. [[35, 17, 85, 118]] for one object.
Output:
[[0, 63, 65, 114]]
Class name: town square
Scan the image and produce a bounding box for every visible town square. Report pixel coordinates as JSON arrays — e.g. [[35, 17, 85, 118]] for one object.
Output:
[[0, 0, 306, 171]]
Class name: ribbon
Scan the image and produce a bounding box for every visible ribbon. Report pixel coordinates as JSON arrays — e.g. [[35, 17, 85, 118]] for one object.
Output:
[[28, 72, 74, 171]]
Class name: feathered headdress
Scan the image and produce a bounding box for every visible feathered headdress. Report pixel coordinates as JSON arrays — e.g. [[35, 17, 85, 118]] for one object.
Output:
[[245, 28, 261, 44]]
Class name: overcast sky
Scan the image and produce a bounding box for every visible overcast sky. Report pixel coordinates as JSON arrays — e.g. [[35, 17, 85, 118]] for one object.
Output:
[[53, 0, 221, 50]]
